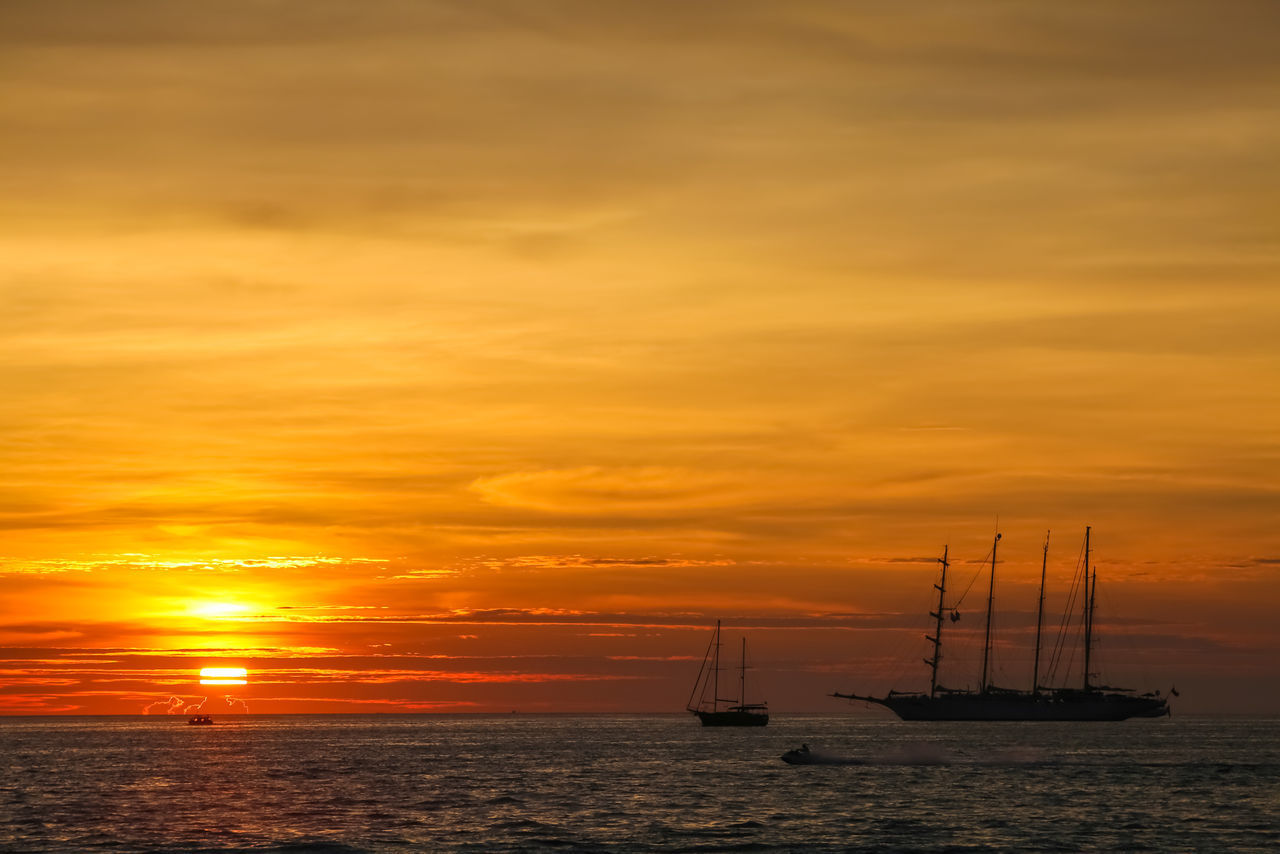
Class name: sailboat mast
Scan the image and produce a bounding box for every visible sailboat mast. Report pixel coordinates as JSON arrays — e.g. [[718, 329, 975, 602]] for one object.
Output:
[[926, 545, 949, 699], [1033, 531, 1049, 696], [980, 532, 1001, 693], [687, 626, 716, 713], [740, 637, 747, 706], [1082, 526, 1092, 692], [713, 620, 721, 712]]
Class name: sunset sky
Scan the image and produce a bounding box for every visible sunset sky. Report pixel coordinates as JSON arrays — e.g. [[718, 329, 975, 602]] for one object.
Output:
[[2, 1, 1278, 716]]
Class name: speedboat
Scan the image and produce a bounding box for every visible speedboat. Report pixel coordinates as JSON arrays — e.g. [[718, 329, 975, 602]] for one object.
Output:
[[187, 715, 214, 726]]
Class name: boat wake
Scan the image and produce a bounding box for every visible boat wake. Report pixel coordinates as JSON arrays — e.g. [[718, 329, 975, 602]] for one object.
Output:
[[781, 744, 1047, 766]]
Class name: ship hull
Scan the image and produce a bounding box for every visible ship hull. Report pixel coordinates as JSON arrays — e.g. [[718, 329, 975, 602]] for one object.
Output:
[[879, 692, 1168, 722], [695, 709, 769, 727]]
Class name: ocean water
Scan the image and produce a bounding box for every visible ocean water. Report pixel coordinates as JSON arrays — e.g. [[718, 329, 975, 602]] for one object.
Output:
[[1, 714, 1276, 853]]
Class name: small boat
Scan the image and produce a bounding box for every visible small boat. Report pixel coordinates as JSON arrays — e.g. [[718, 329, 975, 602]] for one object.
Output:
[[686, 620, 769, 727], [187, 714, 214, 726]]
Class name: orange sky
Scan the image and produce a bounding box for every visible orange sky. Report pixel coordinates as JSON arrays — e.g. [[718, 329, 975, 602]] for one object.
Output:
[[2, 1, 1278, 716]]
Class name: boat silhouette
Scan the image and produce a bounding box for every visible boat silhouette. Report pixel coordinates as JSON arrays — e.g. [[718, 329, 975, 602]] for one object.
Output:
[[834, 528, 1171, 721], [687, 620, 769, 727]]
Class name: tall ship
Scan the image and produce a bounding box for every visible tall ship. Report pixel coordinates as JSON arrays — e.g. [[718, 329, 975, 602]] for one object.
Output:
[[833, 527, 1171, 721], [687, 620, 769, 726]]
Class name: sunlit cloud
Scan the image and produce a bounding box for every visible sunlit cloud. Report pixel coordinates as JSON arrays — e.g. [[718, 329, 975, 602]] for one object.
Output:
[[0, 555, 387, 575], [382, 568, 464, 580], [247, 697, 482, 712], [479, 555, 737, 571], [0, 695, 85, 714], [142, 696, 188, 715], [222, 668, 643, 685]]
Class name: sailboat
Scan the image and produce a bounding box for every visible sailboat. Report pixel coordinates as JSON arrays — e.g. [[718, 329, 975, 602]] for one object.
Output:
[[833, 528, 1171, 721], [687, 620, 769, 726]]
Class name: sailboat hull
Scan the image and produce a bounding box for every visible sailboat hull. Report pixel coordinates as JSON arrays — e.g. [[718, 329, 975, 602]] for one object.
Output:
[[877, 692, 1168, 722], [695, 709, 769, 727]]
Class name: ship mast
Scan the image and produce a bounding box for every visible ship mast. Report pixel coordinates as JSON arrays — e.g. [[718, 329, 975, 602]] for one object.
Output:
[[1033, 531, 1049, 696], [1085, 527, 1095, 696], [713, 619, 722, 711], [739, 636, 747, 707], [925, 545, 949, 699], [980, 532, 1001, 693], [1083, 527, 1096, 692], [686, 626, 717, 713]]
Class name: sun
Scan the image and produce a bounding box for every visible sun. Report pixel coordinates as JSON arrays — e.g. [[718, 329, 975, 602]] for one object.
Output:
[[188, 601, 251, 619], [199, 667, 248, 686]]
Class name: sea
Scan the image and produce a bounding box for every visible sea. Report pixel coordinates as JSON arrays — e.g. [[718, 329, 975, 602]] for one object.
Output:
[[1, 714, 1276, 853]]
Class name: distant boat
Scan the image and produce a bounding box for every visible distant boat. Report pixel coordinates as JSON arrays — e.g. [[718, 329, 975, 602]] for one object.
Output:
[[687, 620, 769, 727], [187, 715, 214, 726], [833, 528, 1171, 721]]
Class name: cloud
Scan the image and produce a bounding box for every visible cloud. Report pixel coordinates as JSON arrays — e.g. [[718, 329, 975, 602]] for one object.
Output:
[[479, 554, 736, 571], [0, 694, 83, 713], [0, 555, 385, 575], [246, 696, 481, 712], [142, 695, 187, 715], [468, 467, 756, 514]]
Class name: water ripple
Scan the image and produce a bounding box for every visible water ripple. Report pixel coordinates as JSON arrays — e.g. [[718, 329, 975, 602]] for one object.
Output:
[[0, 715, 1276, 852]]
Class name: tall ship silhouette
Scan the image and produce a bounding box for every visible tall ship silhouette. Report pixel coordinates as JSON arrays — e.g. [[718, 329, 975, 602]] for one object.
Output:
[[687, 620, 769, 726], [834, 527, 1172, 721]]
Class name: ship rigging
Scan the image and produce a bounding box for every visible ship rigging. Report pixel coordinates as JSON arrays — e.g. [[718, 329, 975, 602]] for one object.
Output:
[[833, 527, 1171, 721]]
